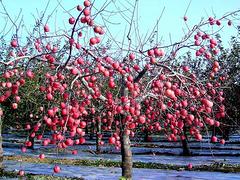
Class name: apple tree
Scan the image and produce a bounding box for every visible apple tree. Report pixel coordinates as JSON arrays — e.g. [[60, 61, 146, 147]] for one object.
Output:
[[0, 0, 239, 179]]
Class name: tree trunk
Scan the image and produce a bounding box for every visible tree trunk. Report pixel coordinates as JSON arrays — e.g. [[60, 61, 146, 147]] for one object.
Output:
[[222, 127, 230, 141], [181, 126, 191, 156], [96, 119, 101, 153], [121, 133, 132, 180], [212, 127, 215, 137], [0, 136, 2, 171], [0, 115, 3, 170], [89, 122, 94, 140], [144, 128, 149, 142], [120, 75, 133, 179], [181, 138, 191, 156]]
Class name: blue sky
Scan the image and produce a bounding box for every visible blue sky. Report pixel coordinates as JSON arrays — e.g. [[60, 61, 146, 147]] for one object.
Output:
[[0, 0, 239, 49]]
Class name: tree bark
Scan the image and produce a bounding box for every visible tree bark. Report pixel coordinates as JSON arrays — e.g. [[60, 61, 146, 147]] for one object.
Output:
[[181, 126, 191, 156], [89, 122, 94, 140], [143, 128, 150, 142], [222, 127, 230, 141], [121, 133, 132, 180], [181, 138, 191, 156], [96, 119, 101, 153], [0, 116, 3, 170], [120, 74, 133, 179]]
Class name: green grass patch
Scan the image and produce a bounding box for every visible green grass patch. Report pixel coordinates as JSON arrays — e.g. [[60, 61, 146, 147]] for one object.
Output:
[[4, 155, 240, 173], [0, 168, 83, 180]]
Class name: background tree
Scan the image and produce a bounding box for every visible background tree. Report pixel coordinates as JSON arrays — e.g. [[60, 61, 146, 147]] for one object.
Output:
[[217, 28, 240, 139], [0, 108, 3, 170]]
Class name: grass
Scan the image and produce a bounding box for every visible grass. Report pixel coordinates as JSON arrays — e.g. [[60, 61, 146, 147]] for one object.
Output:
[[4, 155, 240, 173], [0, 168, 83, 180]]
